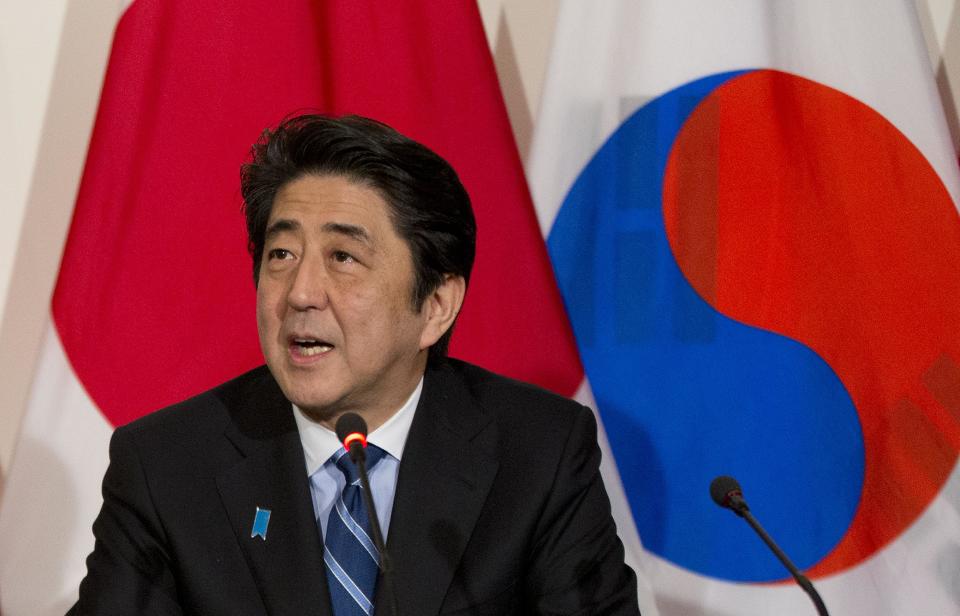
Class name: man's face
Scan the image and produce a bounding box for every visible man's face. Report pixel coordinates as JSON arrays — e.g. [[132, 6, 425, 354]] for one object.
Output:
[[256, 174, 432, 427]]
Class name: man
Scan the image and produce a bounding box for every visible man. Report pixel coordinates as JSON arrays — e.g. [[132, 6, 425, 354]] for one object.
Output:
[[72, 115, 640, 615]]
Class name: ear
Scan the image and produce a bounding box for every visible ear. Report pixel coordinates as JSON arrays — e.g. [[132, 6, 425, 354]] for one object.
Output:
[[419, 274, 466, 350]]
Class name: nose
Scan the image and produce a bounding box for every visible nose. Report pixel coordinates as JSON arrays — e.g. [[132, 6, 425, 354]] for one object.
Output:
[[286, 253, 329, 311]]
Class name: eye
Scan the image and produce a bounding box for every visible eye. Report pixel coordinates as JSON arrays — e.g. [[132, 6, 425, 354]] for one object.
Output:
[[332, 250, 356, 264], [267, 248, 294, 260]]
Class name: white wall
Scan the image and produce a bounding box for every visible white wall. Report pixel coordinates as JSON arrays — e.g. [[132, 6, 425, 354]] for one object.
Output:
[[0, 0, 958, 493]]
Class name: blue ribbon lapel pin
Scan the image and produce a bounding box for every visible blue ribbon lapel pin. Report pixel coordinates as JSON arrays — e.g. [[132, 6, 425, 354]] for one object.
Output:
[[251, 507, 272, 540]]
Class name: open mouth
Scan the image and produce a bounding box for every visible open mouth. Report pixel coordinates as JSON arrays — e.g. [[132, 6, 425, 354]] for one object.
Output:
[[290, 337, 334, 357]]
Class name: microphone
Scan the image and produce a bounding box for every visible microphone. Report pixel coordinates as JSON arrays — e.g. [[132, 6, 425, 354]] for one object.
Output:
[[709, 475, 749, 514], [710, 476, 830, 616], [335, 412, 369, 465], [334, 413, 399, 616]]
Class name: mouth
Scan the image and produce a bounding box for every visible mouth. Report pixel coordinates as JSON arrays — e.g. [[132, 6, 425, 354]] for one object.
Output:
[[288, 336, 335, 360]]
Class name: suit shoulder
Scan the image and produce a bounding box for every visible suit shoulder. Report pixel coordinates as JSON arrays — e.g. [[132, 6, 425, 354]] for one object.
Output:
[[439, 357, 589, 427], [117, 365, 276, 441]]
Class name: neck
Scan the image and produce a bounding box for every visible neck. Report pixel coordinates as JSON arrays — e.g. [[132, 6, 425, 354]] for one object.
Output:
[[305, 372, 424, 434]]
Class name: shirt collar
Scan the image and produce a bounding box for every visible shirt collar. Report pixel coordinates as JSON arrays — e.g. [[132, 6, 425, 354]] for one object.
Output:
[[292, 376, 423, 476]]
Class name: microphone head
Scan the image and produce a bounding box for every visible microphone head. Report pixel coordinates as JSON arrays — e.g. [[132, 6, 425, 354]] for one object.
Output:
[[335, 413, 368, 453], [710, 475, 749, 514]]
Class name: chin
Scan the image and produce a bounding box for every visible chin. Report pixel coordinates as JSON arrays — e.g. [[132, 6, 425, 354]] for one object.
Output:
[[284, 381, 345, 419], [286, 382, 328, 406], [266, 365, 317, 406], [295, 403, 338, 424]]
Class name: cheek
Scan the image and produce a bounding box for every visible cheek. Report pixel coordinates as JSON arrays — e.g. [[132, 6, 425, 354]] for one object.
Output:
[[333, 277, 381, 312], [255, 298, 267, 332], [255, 284, 282, 333], [336, 281, 411, 335]]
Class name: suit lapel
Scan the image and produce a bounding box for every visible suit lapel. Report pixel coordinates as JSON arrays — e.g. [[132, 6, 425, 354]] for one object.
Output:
[[215, 370, 333, 616], [383, 362, 499, 616]]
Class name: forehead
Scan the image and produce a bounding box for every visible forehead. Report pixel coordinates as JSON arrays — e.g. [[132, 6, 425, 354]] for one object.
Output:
[[268, 174, 396, 235]]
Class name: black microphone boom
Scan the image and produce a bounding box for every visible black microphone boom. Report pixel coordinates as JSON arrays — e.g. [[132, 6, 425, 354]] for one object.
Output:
[[709, 475, 830, 616], [334, 413, 400, 616]]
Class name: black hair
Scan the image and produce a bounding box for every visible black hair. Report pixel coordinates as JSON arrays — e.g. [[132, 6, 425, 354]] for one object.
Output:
[[240, 114, 476, 359]]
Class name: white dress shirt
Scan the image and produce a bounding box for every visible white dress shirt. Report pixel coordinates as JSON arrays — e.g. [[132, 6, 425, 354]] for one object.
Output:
[[292, 377, 422, 540]]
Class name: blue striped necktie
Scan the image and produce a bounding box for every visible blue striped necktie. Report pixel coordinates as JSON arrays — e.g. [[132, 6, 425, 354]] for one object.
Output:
[[322, 444, 387, 616]]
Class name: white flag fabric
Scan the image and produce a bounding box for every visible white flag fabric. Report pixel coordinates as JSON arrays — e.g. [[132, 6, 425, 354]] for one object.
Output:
[[0, 327, 113, 614], [529, 1, 960, 614]]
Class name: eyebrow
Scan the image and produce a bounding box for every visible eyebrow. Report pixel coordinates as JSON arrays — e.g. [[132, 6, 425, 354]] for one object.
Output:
[[264, 219, 300, 241], [321, 222, 373, 246], [264, 218, 374, 247]]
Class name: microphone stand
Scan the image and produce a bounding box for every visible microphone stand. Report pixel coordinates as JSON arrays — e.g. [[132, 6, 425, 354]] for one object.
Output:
[[354, 451, 400, 616], [732, 503, 830, 616]]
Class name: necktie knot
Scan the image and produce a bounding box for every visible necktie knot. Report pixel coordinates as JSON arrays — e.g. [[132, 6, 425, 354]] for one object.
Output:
[[334, 443, 387, 485]]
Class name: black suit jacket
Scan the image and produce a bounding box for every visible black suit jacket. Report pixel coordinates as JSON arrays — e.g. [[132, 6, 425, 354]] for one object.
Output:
[[71, 359, 640, 615]]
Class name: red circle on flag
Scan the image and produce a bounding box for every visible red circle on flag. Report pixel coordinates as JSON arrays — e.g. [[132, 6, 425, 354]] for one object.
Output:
[[663, 69, 960, 575]]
